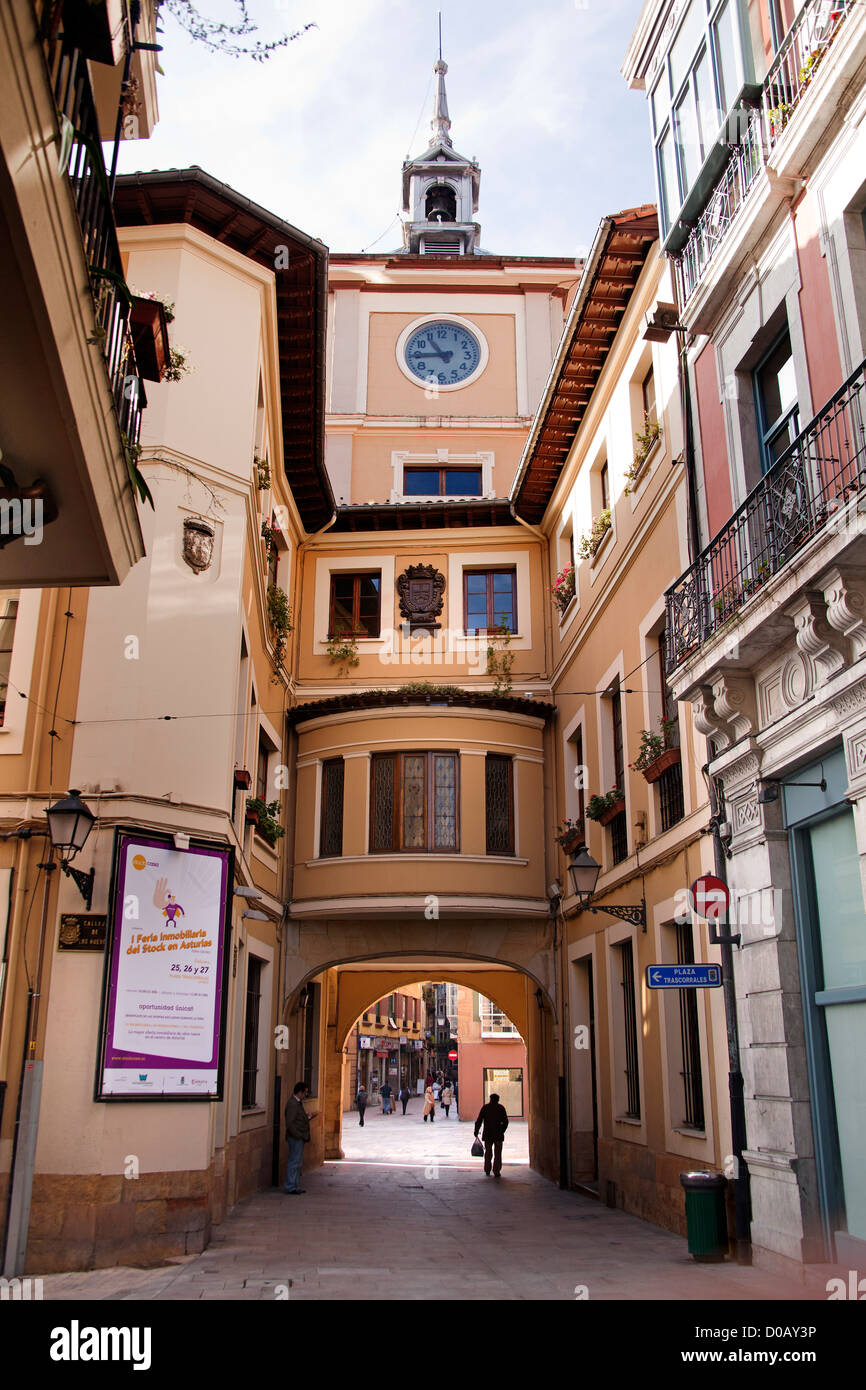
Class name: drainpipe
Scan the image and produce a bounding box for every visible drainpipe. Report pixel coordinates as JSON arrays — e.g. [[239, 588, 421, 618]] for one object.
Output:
[[703, 763, 752, 1265]]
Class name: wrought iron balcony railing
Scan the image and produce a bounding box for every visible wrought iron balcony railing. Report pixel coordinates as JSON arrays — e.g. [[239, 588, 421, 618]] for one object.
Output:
[[665, 354, 866, 672], [674, 0, 856, 306], [48, 36, 146, 453], [674, 108, 765, 307], [764, 0, 855, 149]]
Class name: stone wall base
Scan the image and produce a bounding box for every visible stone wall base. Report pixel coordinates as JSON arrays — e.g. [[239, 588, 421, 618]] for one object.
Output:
[[597, 1138, 703, 1239], [25, 1124, 273, 1274]]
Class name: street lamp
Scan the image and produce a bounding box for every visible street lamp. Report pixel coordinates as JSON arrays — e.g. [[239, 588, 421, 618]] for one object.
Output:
[[567, 844, 646, 929], [46, 789, 96, 907]]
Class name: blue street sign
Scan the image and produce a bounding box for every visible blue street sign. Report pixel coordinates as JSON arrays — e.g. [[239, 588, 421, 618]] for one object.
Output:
[[645, 964, 723, 989]]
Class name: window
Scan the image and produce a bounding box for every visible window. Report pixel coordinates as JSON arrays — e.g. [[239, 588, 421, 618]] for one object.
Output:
[[464, 570, 517, 634], [404, 466, 482, 496], [370, 752, 459, 852], [570, 727, 586, 827], [600, 461, 610, 515], [266, 514, 279, 592], [0, 592, 19, 725], [642, 366, 657, 424], [651, 0, 753, 235], [320, 758, 344, 857], [328, 573, 381, 637], [479, 997, 520, 1037], [617, 941, 641, 1120], [675, 921, 705, 1129], [656, 635, 684, 831], [256, 734, 270, 803], [754, 330, 800, 473], [485, 754, 514, 855], [609, 682, 628, 865], [242, 958, 263, 1108], [483, 1066, 524, 1117], [301, 983, 320, 1096]]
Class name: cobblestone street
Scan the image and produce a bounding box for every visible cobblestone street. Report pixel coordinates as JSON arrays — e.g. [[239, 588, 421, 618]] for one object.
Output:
[[34, 1104, 826, 1301]]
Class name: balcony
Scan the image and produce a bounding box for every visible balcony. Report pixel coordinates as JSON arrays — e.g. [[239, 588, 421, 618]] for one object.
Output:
[[665, 354, 866, 672], [0, 0, 148, 586], [673, 0, 859, 315]]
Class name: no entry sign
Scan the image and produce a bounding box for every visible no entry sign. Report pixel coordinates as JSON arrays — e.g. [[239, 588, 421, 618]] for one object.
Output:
[[448, 1050, 458, 1060], [689, 874, 729, 921]]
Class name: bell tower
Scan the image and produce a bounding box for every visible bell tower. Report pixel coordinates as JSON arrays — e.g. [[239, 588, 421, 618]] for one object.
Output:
[[401, 51, 481, 256]]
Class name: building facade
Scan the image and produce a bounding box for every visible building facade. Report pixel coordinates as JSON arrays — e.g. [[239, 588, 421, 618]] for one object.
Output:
[[624, 0, 866, 1272], [457, 988, 527, 1123]]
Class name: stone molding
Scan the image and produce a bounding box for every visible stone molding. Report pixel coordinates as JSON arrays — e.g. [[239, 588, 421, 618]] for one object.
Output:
[[786, 591, 848, 681]]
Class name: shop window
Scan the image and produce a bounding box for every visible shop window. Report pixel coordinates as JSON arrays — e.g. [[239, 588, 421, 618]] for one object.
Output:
[[370, 752, 459, 853], [485, 754, 514, 855]]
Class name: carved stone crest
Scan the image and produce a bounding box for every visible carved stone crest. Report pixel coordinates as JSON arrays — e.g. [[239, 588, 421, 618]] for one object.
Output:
[[396, 563, 445, 632], [182, 515, 215, 573]]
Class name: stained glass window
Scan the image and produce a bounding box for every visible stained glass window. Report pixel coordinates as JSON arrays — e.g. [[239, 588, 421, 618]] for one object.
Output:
[[370, 752, 458, 853]]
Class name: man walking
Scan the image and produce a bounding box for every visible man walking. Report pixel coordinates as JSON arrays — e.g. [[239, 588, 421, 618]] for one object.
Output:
[[398, 1084, 411, 1115], [356, 1084, 368, 1126], [380, 1080, 393, 1115], [474, 1092, 509, 1179], [283, 1081, 312, 1194]]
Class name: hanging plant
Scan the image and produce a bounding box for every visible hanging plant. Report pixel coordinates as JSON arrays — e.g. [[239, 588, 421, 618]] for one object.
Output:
[[326, 629, 361, 671], [486, 618, 514, 694], [550, 562, 576, 615], [577, 508, 612, 560], [163, 345, 192, 382], [624, 415, 662, 495], [255, 453, 271, 490], [267, 583, 292, 671], [245, 796, 285, 846], [261, 518, 278, 560]]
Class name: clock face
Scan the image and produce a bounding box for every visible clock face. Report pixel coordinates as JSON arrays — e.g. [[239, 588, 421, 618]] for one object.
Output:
[[403, 320, 483, 387]]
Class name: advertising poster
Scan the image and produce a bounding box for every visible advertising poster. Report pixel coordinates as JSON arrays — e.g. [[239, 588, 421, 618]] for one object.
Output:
[[96, 831, 233, 1100]]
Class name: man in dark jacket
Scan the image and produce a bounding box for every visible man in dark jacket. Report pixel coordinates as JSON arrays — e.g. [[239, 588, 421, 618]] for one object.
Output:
[[356, 1085, 368, 1126], [283, 1082, 311, 1194], [474, 1093, 509, 1179]]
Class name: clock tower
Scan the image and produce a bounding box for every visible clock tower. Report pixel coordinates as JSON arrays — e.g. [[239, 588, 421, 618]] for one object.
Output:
[[401, 55, 481, 257]]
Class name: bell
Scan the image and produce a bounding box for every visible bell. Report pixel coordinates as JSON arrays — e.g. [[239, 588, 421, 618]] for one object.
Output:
[[426, 185, 455, 223]]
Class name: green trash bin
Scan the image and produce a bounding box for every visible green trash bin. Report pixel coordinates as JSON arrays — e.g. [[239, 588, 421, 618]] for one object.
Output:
[[680, 1171, 728, 1262]]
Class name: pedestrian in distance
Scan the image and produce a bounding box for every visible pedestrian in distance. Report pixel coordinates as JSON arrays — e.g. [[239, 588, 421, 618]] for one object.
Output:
[[423, 1083, 436, 1122], [432, 1079, 441, 1101], [380, 1080, 393, 1115], [440, 1082, 453, 1118], [356, 1084, 368, 1126], [474, 1092, 509, 1178], [399, 1084, 411, 1115], [283, 1081, 313, 1194]]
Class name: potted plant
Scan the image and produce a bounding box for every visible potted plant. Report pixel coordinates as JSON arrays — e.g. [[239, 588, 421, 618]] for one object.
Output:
[[624, 415, 662, 495], [129, 295, 170, 382], [630, 718, 680, 784], [586, 789, 625, 825], [245, 796, 285, 847], [255, 453, 271, 490], [550, 562, 576, 616], [233, 768, 252, 789], [577, 508, 612, 561], [554, 818, 585, 853], [261, 518, 278, 561]]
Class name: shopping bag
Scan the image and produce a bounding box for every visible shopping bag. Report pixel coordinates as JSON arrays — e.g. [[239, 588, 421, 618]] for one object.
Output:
[[471, 1137, 484, 1158]]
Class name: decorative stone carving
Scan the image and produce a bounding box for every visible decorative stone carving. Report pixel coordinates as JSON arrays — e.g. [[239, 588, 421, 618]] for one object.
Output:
[[831, 680, 866, 719], [710, 670, 758, 744], [182, 515, 215, 573], [396, 563, 446, 632], [819, 566, 866, 661], [732, 791, 762, 834], [786, 591, 848, 681], [691, 685, 730, 752]]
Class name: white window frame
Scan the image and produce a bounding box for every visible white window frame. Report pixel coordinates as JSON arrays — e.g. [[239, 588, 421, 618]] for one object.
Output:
[[390, 448, 495, 503]]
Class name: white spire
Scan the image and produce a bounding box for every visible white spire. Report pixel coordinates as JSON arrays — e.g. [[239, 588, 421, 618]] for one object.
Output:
[[431, 57, 452, 148]]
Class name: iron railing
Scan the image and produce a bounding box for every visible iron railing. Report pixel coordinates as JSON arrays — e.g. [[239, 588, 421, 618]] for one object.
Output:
[[675, 0, 857, 306], [675, 109, 765, 306], [764, 0, 855, 149], [665, 354, 866, 671], [47, 37, 145, 451]]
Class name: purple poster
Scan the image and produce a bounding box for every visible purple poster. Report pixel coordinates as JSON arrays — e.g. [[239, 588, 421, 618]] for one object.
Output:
[[97, 833, 232, 1099]]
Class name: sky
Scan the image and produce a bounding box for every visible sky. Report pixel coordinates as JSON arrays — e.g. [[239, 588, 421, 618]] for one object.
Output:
[[116, 0, 655, 257]]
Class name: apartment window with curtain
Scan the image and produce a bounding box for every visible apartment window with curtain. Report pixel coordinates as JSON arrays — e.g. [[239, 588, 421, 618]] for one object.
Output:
[[485, 754, 514, 855], [370, 752, 459, 852], [319, 758, 344, 857]]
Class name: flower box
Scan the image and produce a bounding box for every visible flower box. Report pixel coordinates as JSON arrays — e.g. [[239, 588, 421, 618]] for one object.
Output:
[[129, 296, 170, 383], [641, 746, 681, 784], [245, 808, 259, 828], [234, 769, 252, 789], [558, 830, 584, 854], [598, 796, 625, 826]]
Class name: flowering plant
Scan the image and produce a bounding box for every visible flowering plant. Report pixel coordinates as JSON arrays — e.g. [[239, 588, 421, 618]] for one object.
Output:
[[577, 509, 612, 560], [585, 788, 623, 821], [554, 818, 584, 848], [550, 562, 576, 615]]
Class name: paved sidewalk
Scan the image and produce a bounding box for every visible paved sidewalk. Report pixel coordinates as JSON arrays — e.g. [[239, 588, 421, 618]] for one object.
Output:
[[34, 1104, 822, 1301]]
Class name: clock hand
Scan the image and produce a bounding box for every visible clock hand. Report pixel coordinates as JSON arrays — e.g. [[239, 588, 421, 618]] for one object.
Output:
[[412, 349, 454, 363]]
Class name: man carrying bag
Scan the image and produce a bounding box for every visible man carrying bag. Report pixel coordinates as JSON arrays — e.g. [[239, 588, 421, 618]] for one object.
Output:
[[474, 1092, 509, 1179]]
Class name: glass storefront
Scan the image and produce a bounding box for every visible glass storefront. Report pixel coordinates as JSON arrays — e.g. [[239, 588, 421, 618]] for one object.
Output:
[[483, 1067, 524, 1118]]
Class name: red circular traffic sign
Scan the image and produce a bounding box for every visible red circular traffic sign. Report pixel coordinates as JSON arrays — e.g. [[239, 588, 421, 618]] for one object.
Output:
[[447, 1050, 458, 1060], [689, 874, 729, 921]]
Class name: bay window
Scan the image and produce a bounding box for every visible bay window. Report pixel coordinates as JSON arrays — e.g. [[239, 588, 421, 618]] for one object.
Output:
[[370, 751, 459, 853]]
